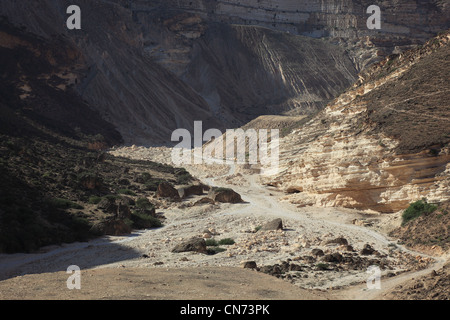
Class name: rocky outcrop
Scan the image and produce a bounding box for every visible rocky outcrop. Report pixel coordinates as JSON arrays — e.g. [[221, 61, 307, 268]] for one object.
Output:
[[209, 187, 243, 203], [165, 0, 450, 69], [171, 237, 208, 254], [259, 218, 283, 231], [157, 182, 181, 200], [264, 32, 450, 213], [90, 219, 132, 236]]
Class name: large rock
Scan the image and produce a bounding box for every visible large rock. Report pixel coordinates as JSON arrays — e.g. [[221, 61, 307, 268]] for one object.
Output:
[[326, 237, 349, 246], [260, 218, 283, 231], [157, 182, 181, 200], [171, 238, 207, 254], [210, 188, 243, 204], [180, 185, 205, 198], [90, 219, 132, 236]]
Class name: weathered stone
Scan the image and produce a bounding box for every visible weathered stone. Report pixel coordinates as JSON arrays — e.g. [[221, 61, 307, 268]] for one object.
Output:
[[322, 252, 343, 263], [157, 182, 181, 200], [171, 237, 207, 254], [360, 244, 375, 255], [241, 261, 257, 269], [90, 219, 131, 236], [326, 237, 349, 246], [194, 197, 216, 206], [180, 185, 205, 198], [260, 218, 283, 231], [210, 188, 243, 204], [311, 248, 325, 257]]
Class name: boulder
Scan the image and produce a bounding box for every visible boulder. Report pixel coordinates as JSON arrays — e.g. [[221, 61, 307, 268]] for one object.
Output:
[[322, 252, 343, 263], [311, 248, 325, 257], [157, 182, 180, 200], [171, 237, 207, 254], [180, 185, 205, 198], [241, 261, 258, 269], [90, 219, 132, 236], [194, 197, 216, 206], [326, 237, 349, 246], [260, 218, 283, 231], [360, 244, 375, 255], [210, 188, 243, 203]]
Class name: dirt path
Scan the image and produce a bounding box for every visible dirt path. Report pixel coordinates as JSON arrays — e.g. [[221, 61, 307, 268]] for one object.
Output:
[[0, 147, 447, 300]]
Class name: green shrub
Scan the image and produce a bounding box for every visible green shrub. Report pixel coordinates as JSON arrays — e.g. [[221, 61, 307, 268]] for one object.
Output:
[[117, 189, 137, 196], [130, 211, 161, 229], [316, 263, 329, 271], [206, 238, 235, 246], [207, 247, 227, 254], [205, 239, 219, 247], [402, 199, 438, 225], [48, 198, 84, 210], [135, 197, 154, 210], [175, 168, 193, 185], [88, 196, 102, 204], [218, 238, 235, 245]]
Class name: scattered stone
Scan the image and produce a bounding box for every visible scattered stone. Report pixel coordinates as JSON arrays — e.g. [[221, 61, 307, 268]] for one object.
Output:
[[311, 249, 325, 257], [180, 185, 205, 198], [360, 244, 376, 255], [322, 253, 343, 263], [171, 237, 207, 254], [289, 264, 302, 272], [326, 237, 349, 246], [260, 218, 283, 231], [241, 261, 258, 269], [194, 197, 215, 206]]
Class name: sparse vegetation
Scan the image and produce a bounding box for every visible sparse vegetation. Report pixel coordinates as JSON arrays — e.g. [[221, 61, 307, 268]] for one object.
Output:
[[316, 263, 330, 271], [88, 196, 103, 204], [402, 199, 438, 225], [48, 198, 84, 210], [117, 189, 137, 196]]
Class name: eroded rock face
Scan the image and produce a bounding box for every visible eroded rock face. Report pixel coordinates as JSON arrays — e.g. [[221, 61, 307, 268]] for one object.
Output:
[[265, 33, 450, 213], [164, 0, 450, 69]]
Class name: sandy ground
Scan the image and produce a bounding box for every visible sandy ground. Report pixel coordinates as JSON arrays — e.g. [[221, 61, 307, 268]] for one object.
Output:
[[0, 146, 446, 300]]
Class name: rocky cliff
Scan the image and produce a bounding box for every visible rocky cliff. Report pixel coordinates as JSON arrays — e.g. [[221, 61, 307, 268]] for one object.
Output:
[[2, 0, 447, 145], [163, 0, 450, 69], [264, 31, 450, 213]]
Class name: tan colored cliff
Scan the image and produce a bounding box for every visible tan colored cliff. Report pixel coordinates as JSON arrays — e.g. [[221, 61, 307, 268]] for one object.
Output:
[[263, 32, 450, 213]]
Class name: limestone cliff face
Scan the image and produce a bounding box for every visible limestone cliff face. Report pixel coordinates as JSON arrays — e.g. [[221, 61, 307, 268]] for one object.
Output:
[[163, 0, 449, 69], [0, 0, 359, 144], [264, 32, 450, 213]]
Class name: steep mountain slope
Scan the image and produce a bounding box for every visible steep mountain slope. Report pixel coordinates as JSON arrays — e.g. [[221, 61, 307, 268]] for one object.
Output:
[[2, 1, 447, 145], [264, 31, 450, 213], [163, 0, 450, 69]]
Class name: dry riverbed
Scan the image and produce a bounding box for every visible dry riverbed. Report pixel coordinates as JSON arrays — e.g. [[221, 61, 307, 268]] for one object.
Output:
[[0, 146, 443, 300]]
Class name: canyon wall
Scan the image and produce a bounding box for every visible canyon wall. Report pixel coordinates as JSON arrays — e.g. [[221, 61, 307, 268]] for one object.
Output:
[[263, 32, 450, 213], [162, 0, 450, 69]]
